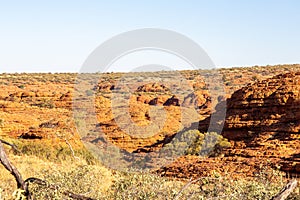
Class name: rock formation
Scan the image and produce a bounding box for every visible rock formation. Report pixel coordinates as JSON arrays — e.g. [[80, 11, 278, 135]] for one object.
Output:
[[197, 72, 300, 174], [1, 66, 300, 179]]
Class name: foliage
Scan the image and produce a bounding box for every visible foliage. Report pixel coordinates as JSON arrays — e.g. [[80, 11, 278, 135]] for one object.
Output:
[[0, 145, 299, 199], [199, 132, 231, 157], [161, 130, 231, 157], [106, 171, 183, 199], [7, 138, 97, 164], [33, 99, 55, 109], [85, 89, 94, 96], [30, 164, 111, 199]]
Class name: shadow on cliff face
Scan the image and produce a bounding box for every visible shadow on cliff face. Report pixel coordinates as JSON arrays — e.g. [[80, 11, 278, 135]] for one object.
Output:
[[195, 72, 300, 175], [133, 72, 300, 154], [198, 72, 300, 143]]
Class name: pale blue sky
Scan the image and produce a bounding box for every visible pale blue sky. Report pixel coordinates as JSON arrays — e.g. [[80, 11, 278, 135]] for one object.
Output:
[[0, 0, 299, 72]]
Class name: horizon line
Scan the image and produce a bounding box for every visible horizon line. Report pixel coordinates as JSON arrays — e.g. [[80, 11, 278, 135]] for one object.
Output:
[[1, 63, 299, 74]]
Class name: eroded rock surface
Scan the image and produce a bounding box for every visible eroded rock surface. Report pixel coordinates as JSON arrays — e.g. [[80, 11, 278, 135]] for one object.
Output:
[[169, 72, 300, 177], [1, 66, 300, 179]]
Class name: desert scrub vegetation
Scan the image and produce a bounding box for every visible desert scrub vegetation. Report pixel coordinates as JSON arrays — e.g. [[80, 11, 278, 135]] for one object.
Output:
[[104, 170, 195, 199], [0, 153, 113, 199], [1, 153, 299, 199], [0, 138, 299, 199], [0, 137, 96, 164], [161, 130, 231, 157]]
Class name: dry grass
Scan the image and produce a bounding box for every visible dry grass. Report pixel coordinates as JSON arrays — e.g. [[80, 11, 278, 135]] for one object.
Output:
[[0, 153, 112, 199], [1, 150, 299, 199]]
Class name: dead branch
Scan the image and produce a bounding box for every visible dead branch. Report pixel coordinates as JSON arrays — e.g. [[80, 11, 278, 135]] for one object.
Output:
[[0, 139, 21, 153], [26, 177, 95, 200], [54, 131, 80, 160], [0, 140, 25, 189], [0, 140, 95, 200], [63, 191, 95, 200], [64, 138, 80, 160], [271, 179, 298, 200], [174, 178, 201, 200]]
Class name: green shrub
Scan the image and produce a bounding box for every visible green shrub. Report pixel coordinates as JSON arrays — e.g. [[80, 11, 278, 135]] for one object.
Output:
[[199, 132, 231, 157], [33, 100, 55, 109], [85, 89, 94, 96], [161, 130, 231, 157]]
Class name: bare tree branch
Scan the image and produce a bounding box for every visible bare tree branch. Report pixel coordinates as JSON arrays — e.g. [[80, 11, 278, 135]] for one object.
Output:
[[271, 179, 298, 200], [0, 140, 95, 200], [174, 178, 200, 200], [63, 190, 95, 200], [64, 138, 80, 160], [0, 139, 21, 153], [0, 140, 24, 189]]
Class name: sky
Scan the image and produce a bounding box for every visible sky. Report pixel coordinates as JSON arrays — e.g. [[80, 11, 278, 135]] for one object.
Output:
[[0, 0, 300, 72]]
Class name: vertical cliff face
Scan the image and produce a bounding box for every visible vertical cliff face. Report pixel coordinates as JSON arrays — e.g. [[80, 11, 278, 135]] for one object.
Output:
[[198, 72, 300, 174], [210, 72, 300, 138]]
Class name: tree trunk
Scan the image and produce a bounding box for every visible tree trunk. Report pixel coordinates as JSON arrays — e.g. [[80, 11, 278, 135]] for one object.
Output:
[[0, 141, 25, 189]]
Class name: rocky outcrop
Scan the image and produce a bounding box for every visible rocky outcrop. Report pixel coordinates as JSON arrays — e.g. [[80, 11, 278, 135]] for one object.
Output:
[[182, 91, 212, 116], [2, 67, 300, 179], [136, 83, 170, 93], [95, 82, 115, 93], [163, 96, 180, 106], [197, 72, 300, 174]]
